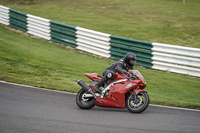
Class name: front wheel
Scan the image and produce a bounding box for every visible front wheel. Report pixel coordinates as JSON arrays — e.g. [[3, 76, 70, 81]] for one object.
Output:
[[76, 88, 95, 109], [126, 91, 149, 113]]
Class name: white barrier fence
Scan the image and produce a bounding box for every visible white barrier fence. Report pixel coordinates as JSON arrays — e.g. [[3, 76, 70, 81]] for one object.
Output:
[[76, 27, 111, 58], [0, 5, 9, 25], [152, 43, 200, 77], [27, 14, 51, 40]]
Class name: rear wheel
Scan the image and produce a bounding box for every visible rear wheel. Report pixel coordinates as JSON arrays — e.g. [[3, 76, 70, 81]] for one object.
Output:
[[126, 91, 149, 113], [76, 88, 95, 109]]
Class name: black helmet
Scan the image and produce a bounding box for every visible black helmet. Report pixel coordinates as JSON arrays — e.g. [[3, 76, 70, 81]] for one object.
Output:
[[124, 52, 136, 66]]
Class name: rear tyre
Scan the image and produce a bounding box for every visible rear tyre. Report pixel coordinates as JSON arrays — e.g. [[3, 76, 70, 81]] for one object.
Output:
[[126, 91, 149, 113], [76, 88, 95, 109]]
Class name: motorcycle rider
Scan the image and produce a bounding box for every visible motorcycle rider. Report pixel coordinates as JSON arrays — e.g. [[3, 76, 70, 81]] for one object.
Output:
[[93, 52, 137, 93]]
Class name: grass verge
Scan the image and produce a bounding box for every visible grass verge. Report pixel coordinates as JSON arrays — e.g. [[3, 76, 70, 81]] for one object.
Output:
[[0, 25, 200, 109]]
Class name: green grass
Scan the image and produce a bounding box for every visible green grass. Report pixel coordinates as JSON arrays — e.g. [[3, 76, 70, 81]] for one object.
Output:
[[0, 25, 200, 109], [0, 0, 200, 48], [0, 0, 200, 109]]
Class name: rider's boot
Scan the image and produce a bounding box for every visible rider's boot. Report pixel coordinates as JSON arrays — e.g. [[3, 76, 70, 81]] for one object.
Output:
[[93, 83, 101, 93], [93, 76, 109, 93]]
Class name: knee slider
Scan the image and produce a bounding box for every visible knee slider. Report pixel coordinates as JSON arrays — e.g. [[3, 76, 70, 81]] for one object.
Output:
[[106, 72, 115, 79]]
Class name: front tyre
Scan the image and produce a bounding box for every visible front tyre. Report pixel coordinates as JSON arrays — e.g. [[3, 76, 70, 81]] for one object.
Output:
[[76, 88, 95, 109], [126, 91, 149, 113]]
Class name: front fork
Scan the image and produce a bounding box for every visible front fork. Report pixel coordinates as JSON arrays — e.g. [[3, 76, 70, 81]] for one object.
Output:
[[131, 87, 146, 104], [131, 87, 147, 104], [131, 88, 137, 104]]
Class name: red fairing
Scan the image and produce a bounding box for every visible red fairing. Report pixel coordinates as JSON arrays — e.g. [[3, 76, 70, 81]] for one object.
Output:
[[107, 73, 130, 84], [95, 79, 144, 108], [95, 96, 121, 108], [84, 73, 101, 81]]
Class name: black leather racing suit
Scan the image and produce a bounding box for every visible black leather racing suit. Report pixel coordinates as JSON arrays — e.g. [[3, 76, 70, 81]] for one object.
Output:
[[104, 58, 133, 75], [98, 58, 133, 87], [93, 52, 136, 93]]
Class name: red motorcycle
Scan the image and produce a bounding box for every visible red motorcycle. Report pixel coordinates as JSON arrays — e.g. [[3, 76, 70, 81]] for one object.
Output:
[[76, 70, 149, 113]]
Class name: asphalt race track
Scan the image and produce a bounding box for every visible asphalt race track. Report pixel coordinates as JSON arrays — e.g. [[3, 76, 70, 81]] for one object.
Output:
[[0, 81, 199, 133]]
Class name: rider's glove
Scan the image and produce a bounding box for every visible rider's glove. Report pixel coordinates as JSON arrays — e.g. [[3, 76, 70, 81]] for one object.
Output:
[[126, 72, 133, 78], [122, 70, 132, 78]]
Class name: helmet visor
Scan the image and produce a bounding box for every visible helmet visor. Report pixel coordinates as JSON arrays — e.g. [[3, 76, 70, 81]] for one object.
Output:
[[129, 59, 136, 66]]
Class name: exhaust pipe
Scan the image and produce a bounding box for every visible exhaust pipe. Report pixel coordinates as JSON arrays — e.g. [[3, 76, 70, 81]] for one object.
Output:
[[77, 80, 102, 103], [77, 80, 92, 92]]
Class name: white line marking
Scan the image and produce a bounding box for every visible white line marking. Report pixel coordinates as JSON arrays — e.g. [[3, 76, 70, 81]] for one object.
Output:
[[149, 104, 200, 112], [0, 80, 199, 112], [0, 80, 76, 95]]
